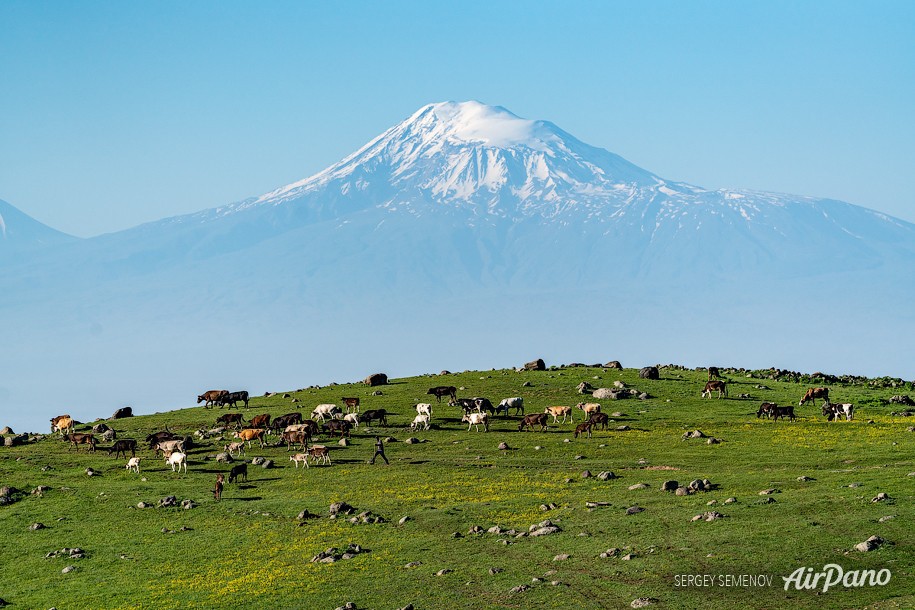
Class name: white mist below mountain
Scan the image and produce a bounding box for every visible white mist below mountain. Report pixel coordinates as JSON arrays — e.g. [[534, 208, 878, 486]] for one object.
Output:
[[2, 101, 913, 433]]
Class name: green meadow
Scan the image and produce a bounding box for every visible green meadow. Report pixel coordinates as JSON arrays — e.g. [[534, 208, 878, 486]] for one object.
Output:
[[1, 365, 913, 609]]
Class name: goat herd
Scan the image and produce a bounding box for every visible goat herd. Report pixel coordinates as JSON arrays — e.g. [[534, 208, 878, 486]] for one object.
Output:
[[44, 377, 855, 499]]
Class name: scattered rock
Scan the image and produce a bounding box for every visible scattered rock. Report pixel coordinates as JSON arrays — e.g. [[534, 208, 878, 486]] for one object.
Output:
[[661, 480, 679, 492], [404, 437, 419, 445], [489, 567, 504, 575], [758, 488, 780, 495], [510, 584, 530, 594], [600, 548, 620, 558], [878, 515, 896, 523], [29, 522, 46, 530], [675, 487, 690, 496], [468, 525, 483, 534], [435, 568, 452, 576], [31, 485, 51, 495], [553, 554, 571, 561], [329, 501, 355, 516], [522, 358, 546, 371], [215, 452, 233, 463], [62, 565, 77, 574], [626, 506, 645, 515], [639, 366, 659, 380], [85, 468, 97, 477], [581, 470, 592, 478], [872, 493, 891, 503], [251, 457, 266, 466], [0, 426, 13, 435], [707, 437, 721, 444], [693, 511, 726, 522], [855, 535, 885, 552], [620, 553, 635, 560], [137, 501, 151, 509], [797, 476, 815, 482], [405, 561, 422, 568], [628, 483, 649, 490], [682, 430, 706, 439], [158, 496, 177, 508], [181, 499, 197, 510], [631, 598, 658, 608], [724, 497, 738, 504], [498, 442, 510, 450], [260, 459, 273, 468], [848, 482, 863, 488]]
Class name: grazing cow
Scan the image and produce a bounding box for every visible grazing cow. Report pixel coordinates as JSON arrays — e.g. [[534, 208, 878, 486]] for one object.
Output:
[[64, 433, 96, 451], [233, 428, 267, 448], [271, 412, 303, 431], [215, 413, 245, 429], [213, 474, 224, 501], [587, 412, 609, 430], [708, 366, 721, 381], [323, 419, 352, 438], [311, 404, 341, 422], [228, 463, 247, 483], [517, 413, 548, 432], [702, 381, 727, 399], [497, 397, 524, 416], [473, 397, 496, 415], [108, 439, 137, 458], [342, 397, 360, 413], [155, 439, 186, 457], [576, 402, 602, 418], [343, 413, 360, 428], [125, 457, 141, 473], [415, 403, 433, 417], [410, 413, 430, 431], [427, 386, 457, 403], [51, 415, 74, 436], [772, 406, 796, 422], [461, 412, 489, 432], [198, 390, 229, 407], [823, 401, 854, 421], [248, 414, 271, 429], [306, 445, 331, 467], [224, 441, 246, 456], [361, 409, 388, 427], [544, 406, 573, 425], [757, 402, 777, 419], [146, 430, 178, 450], [450, 398, 479, 414], [166, 451, 187, 473], [799, 387, 830, 407], [574, 422, 592, 439], [220, 391, 249, 409], [290, 453, 309, 468], [285, 420, 320, 437], [112, 406, 133, 419], [280, 430, 309, 451]]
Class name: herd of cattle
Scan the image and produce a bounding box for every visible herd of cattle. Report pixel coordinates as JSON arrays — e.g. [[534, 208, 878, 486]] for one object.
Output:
[[44, 375, 861, 489]]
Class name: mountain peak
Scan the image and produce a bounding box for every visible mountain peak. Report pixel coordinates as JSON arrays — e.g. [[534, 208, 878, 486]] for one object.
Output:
[[407, 100, 552, 150]]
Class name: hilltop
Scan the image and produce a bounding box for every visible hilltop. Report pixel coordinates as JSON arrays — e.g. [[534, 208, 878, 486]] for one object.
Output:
[[1, 363, 913, 609]]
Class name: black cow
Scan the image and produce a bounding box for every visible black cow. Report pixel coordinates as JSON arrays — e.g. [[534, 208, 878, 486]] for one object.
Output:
[[145, 430, 177, 450], [323, 419, 352, 438], [587, 412, 609, 430], [361, 409, 388, 426], [271, 413, 303, 431], [427, 386, 457, 403], [228, 463, 248, 484], [220, 391, 249, 408], [772, 406, 796, 422], [108, 439, 137, 458], [216, 413, 245, 429]]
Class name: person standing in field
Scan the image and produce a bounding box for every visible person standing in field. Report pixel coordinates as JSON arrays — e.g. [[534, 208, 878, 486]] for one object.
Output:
[[370, 436, 388, 465]]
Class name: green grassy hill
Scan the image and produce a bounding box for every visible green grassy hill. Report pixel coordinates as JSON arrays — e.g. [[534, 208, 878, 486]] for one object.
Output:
[[1, 364, 913, 609]]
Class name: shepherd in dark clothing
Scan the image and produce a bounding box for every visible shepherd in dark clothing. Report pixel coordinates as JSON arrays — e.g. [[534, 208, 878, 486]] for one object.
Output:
[[370, 436, 388, 465]]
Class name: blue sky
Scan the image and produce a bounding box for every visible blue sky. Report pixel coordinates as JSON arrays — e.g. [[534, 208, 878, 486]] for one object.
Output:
[[2, 1, 913, 236]]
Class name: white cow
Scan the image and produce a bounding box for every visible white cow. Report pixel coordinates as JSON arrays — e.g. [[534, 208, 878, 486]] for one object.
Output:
[[410, 413, 430, 431], [165, 451, 187, 473], [343, 413, 360, 428], [224, 441, 246, 457], [498, 397, 524, 416], [311, 404, 341, 422], [415, 403, 433, 417], [125, 457, 141, 473], [825, 402, 855, 421], [461, 412, 489, 432]]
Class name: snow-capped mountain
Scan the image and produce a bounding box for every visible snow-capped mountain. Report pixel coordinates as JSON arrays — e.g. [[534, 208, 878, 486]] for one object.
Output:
[[2, 101, 914, 434]]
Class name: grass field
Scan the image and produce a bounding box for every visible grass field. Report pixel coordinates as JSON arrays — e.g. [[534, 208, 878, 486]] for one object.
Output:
[[1, 364, 913, 609]]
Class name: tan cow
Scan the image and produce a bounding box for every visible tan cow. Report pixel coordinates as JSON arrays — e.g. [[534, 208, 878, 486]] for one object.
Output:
[[233, 428, 266, 448], [576, 402, 601, 418], [51, 415, 74, 436], [544, 406, 573, 424]]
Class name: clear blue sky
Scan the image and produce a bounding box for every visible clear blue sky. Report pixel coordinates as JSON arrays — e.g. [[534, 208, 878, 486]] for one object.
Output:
[[2, 1, 913, 236]]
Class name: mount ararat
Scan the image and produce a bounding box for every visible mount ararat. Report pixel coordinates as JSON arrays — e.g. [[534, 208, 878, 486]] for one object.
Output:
[[2, 101, 913, 432]]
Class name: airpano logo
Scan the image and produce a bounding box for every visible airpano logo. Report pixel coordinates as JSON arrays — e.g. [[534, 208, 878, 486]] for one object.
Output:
[[782, 564, 891, 592]]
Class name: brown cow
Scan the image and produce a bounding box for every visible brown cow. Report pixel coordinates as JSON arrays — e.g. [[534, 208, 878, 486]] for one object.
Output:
[[64, 433, 96, 451], [248, 414, 271, 429], [198, 390, 229, 407], [587, 412, 609, 430], [213, 473, 224, 501], [518, 413, 549, 432], [280, 430, 309, 450], [574, 422, 592, 438], [341, 397, 360, 412], [799, 387, 829, 407], [702, 381, 727, 399]]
